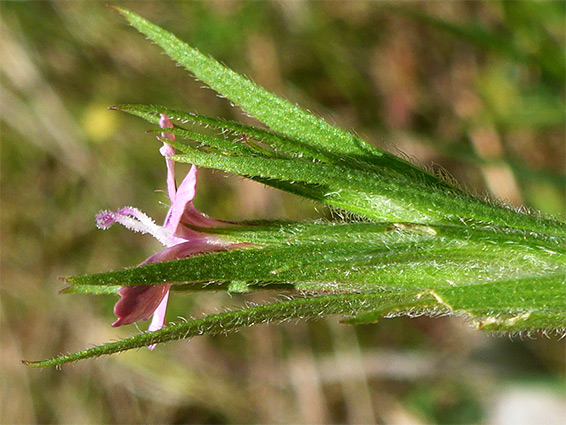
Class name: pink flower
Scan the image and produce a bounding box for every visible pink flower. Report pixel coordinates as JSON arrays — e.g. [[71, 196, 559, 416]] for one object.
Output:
[[96, 114, 232, 341]]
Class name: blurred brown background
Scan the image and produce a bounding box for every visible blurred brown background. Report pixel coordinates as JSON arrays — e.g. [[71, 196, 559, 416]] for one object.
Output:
[[1, 1, 564, 424]]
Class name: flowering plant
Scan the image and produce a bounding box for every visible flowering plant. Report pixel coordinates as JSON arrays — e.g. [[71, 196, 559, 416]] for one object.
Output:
[[25, 7, 566, 367]]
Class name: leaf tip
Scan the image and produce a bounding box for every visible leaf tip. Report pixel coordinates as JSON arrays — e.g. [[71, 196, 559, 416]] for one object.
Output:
[[58, 275, 73, 284], [58, 287, 72, 295], [108, 5, 138, 23], [106, 4, 123, 13]]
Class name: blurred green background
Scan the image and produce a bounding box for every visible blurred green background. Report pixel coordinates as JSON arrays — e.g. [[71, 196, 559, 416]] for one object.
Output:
[[1, 1, 564, 423]]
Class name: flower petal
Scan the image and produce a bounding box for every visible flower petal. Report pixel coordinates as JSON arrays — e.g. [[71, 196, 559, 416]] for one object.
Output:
[[163, 165, 198, 233], [147, 291, 170, 349], [148, 291, 169, 333], [112, 240, 251, 331], [159, 114, 177, 202], [138, 238, 227, 265], [111, 240, 233, 328], [180, 203, 228, 228], [112, 284, 171, 327], [159, 113, 174, 135]]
